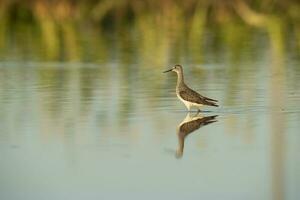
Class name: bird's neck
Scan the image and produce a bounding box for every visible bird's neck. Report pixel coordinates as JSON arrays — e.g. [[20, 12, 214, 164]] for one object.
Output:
[[176, 134, 184, 158], [176, 71, 184, 87]]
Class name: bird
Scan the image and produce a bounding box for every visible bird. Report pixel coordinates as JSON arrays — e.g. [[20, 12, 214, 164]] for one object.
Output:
[[163, 64, 218, 112], [176, 113, 218, 158]]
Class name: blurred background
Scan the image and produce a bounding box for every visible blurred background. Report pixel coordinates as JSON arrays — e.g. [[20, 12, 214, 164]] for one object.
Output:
[[0, 0, 299, 62], [0, 1, 300, 200]]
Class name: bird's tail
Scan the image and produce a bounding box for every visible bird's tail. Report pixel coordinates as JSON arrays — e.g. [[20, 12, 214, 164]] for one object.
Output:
[[208, 101, 219, 107], [203, 97, 219, 107], [204, 96, 218, 102]]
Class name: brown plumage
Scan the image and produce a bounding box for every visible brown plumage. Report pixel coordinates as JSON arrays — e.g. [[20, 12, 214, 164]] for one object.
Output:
[[163, 64, 219, 111], [176, 114, 218, 158], [179, 88, 218, 107]]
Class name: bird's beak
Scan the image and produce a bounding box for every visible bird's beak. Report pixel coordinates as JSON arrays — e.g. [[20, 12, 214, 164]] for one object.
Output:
[[163, 68, 173, 73]]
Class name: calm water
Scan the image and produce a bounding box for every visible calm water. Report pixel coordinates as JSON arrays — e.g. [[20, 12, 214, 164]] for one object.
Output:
[[0, 27, 300, 200]]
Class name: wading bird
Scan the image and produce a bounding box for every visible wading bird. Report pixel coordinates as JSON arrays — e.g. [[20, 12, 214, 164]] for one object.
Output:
[[163, 64, 218, 111]]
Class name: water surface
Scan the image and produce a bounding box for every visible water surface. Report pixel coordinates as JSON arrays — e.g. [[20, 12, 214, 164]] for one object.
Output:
[[0, 27, 300, 200]]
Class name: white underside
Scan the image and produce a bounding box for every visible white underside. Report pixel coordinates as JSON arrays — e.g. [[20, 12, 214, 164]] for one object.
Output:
[[178, 113, 204, 128], [177, 93, 203, 111]]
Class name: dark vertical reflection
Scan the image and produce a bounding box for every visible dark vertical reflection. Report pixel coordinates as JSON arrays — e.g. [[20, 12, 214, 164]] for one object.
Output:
[[268, 18, 286, 200]]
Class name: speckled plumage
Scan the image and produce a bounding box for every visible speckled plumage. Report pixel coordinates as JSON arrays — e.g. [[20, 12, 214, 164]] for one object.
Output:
[[176, 113, 218, 158], [178, 86, 218, 107], [164, 64, 218, 111]]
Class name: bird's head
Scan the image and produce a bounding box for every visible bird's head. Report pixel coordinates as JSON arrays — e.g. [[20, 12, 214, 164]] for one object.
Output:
[[163, 64, 183, 74], [175, 148, 183, 159]]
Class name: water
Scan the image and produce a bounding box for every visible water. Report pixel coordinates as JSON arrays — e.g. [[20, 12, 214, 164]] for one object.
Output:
[[0, 27, 300, 200]]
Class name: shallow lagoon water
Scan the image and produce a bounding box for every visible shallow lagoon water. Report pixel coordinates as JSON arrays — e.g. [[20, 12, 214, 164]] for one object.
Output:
[[0, 28, 300, 200]]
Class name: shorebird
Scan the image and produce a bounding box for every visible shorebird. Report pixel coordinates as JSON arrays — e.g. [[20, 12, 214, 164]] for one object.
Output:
[[176, 113, 218, 158], [163, 64, 218, 111]]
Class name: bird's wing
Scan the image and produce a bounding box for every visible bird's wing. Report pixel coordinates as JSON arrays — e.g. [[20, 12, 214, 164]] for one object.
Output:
[[201, 95, 218, 102], [179, 89, 219, 107], [179, 115, 218, 136]]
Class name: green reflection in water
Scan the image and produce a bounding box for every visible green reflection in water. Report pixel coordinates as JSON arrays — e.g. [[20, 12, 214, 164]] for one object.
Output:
[[0, 1, 300, 200]]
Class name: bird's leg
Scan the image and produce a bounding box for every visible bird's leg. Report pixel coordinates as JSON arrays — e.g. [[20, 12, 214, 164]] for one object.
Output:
[[197, 109, 201, 114], [186, 104, 191, 112], [193, 110, 200, 117]]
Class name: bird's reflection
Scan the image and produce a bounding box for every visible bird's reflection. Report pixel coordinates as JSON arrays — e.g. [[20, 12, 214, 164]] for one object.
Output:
[[176, 113, 218, 158]]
